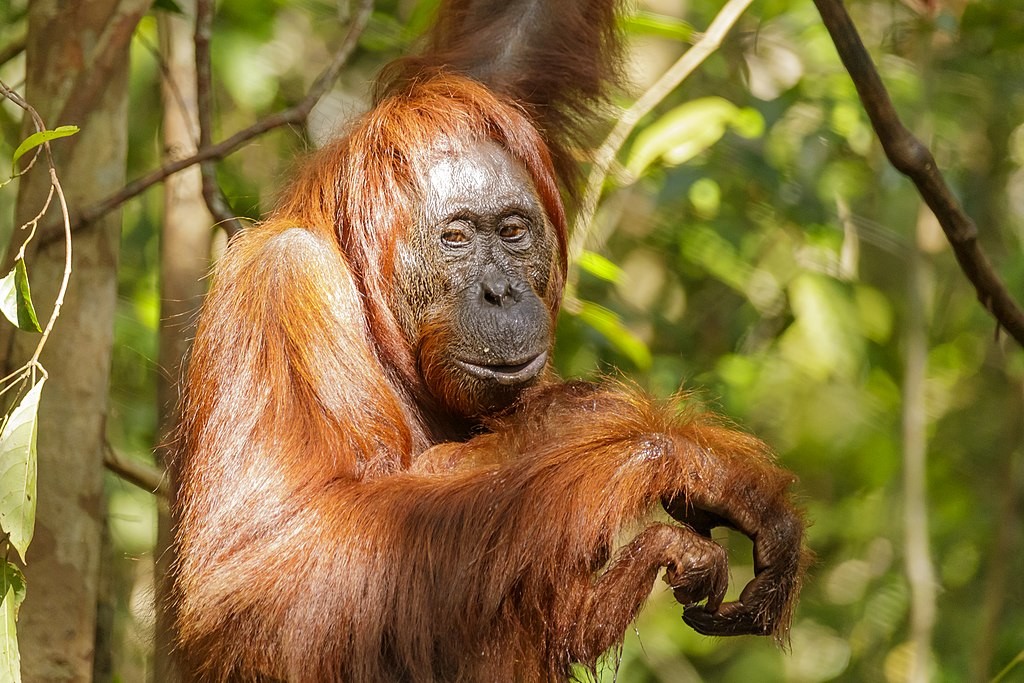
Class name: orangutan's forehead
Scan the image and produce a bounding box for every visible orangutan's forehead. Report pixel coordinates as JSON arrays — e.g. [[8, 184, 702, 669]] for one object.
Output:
[[417, 140, 535, 209]]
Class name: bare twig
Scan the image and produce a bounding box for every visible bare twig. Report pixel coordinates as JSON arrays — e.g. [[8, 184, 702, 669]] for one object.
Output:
[[0, 78, 74, 378], [992, 651, 1024, 683], [901, 204, 937, 683], [104, 443, 167, 496], [136, 29, 201, 147], [570, 0, 755, 263], [0, 80, 46, 181], [38, 0, 374, 246], [30, 166, 72, 370], [812, 0, 1024, 347], [194, 0, 244, 238], [0, 33, 27, 71]]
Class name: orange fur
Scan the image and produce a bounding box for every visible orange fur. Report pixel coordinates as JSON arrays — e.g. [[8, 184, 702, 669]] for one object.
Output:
[[170, 5, 808, 681]]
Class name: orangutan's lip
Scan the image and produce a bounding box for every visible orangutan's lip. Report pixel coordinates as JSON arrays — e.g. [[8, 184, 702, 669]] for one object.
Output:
[[454, 351, 548, 386]]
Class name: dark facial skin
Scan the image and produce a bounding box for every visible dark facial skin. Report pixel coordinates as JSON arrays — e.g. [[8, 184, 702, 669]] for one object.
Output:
[[392, 139, 559, 417]]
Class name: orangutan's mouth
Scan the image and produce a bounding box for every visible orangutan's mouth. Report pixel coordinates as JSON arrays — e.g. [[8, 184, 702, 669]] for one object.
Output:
[[454, 352, 548, 385]]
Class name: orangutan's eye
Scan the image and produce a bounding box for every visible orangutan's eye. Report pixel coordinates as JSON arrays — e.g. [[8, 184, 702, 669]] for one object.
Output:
[[441, 221, 473, 247], [498, 217, 529, 243]]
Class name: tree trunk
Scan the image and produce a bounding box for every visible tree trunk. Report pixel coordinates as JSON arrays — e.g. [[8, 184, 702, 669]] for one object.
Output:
[[154, 3, 213, 680], [4, 1, 150, 680]]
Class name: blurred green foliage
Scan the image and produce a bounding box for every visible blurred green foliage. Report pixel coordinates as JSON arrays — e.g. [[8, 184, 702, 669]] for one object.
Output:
[[3, 0, 1022, 680], [556, 3, 1024, 681]]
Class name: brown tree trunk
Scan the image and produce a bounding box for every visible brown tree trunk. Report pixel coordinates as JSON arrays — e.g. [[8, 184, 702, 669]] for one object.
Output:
[[4, 1, 150, 680], [154, 3, 212, 680]]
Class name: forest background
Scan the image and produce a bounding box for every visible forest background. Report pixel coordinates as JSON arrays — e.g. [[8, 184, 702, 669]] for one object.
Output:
[[0, 0, 1021, 681]]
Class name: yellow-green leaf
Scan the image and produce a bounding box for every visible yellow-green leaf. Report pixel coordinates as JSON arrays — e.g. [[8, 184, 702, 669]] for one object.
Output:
[[732, 107, 766, 139], [0, 379, 45, 563], [577, 301, 651, 370], [10, 126, 79, 174], [577, 250, 624, 284], [679, 224, 749, 293], [628, 98, 739, 177], [0, 261, 42, 333], [0, 562, 24, 683], [624, 11, 695, 41]]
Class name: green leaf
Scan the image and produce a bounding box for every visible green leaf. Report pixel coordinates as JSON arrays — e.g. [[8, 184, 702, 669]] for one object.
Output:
[[0, 378, 45, 563], [0, 562, 23, 683], [577, 301, 652, 370], [406, 0, 442, 35], [627, 98, 738, 177], [0, 565, 24, 619], [0, 261, 42, 333], [360, 12, 410, 52], [627, 98, 765, 178], [732, 107, 766, 139], [10, 126, 79, 174], [679, 224, 749, 293], [624, 11, 695, 42], [688, 178, 722, 218], [576, 250, 624, 284]]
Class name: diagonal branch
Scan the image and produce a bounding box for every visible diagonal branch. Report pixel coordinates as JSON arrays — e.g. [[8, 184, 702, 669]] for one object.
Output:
[[38, 0, 374, 246], [0, 32, 26, 71], [812, 0, 1024, 348], [570, 0, 755, 264]]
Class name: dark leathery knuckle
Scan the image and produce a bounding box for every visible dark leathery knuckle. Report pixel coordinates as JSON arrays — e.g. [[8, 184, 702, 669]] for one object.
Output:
[[684, 597, 771, 637]]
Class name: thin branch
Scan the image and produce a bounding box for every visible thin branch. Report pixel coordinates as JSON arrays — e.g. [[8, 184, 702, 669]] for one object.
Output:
[[570, 0, 755, 264], [992, 651, 1024, 683], [812, 0, 1024, 347], [39, 0, 374, 246], [29, 166, 72, 369], [300, 0, 375, 123], [137, 29, 201, 147], [0, 80, 46, 180], [901, 204, 937, 683], [104, 443, 168, 496], [194, 0, 244, 238], [0, 79, 74, 377], [0, 33, 27, 71]]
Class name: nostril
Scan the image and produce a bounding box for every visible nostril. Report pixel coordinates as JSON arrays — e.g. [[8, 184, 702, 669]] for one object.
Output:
[[481, 269, 513, 307], [482, 288, 504, 306], [508, 281, 526, 303]]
